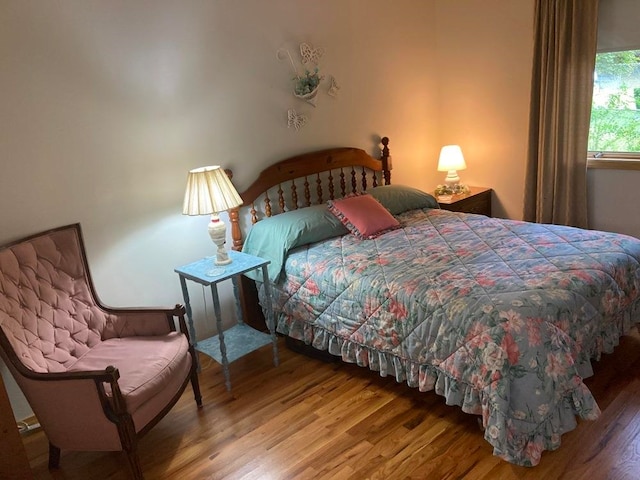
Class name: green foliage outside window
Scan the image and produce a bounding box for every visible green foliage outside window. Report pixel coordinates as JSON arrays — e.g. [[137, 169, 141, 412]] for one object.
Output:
[[589, 50, 640, 153]]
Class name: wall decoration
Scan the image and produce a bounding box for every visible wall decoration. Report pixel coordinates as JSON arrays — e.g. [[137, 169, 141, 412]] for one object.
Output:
[[299, 42, 324, 65], [293, 67, 323, 107], [327, 76, 340, 97], [287, 108, 307, 131], [277, 42, 339, 131]]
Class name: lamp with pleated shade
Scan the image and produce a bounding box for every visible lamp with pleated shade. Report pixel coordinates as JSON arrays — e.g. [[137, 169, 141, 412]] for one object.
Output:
[[183, 166, 243, 270]]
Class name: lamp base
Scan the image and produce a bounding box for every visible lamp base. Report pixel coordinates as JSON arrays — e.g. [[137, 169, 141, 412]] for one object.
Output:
[[443, 170, 461, 187], [208, 213, 232, 270], [214, 255, 232, 266]]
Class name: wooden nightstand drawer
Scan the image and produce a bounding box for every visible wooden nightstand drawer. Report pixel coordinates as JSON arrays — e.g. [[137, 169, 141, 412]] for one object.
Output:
[[437, 187, 492, 216]]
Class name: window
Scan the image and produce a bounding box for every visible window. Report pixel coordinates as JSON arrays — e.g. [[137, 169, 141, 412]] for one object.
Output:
[[588, 0, 640, 165], [589, 49, 640, 154]]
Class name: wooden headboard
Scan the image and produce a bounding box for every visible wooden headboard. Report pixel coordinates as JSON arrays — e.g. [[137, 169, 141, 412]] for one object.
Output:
[[229, 137, 392, 251], [228, 137, 392, 330]]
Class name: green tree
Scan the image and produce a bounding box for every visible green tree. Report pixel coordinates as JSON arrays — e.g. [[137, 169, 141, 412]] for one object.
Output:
[[595, 51, 638, 78], [589, 49, 640, 152]]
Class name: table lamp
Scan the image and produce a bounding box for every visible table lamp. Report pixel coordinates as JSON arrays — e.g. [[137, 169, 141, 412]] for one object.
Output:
[[183, 166, 243, 274], [437, 145, 467, 187]]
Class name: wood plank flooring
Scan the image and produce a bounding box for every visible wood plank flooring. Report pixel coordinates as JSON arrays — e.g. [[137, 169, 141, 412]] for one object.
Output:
[[21, 329, 640, 480]]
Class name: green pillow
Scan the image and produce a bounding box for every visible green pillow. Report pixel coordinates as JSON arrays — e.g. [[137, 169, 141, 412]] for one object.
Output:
[[241, 204, 348, 282], [368, 185, 439, 215]]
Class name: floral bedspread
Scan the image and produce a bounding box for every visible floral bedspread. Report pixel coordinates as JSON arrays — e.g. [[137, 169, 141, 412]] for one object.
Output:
[[265, 208, 640, 466]]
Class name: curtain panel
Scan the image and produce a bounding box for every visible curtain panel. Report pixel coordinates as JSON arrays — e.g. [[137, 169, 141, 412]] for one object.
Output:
[[524, 0, 599, 228]]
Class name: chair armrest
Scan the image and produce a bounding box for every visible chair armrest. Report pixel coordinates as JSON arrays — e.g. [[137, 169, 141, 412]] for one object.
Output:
[[14, 364, 122, 411], [19, 365, 120, 384], [99, 304, 188, 339]]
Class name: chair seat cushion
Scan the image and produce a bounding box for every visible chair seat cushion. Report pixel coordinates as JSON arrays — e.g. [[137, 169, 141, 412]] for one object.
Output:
[[68, 332, 191, 418]]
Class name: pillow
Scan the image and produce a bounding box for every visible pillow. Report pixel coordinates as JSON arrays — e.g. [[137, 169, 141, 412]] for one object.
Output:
[[242, 204, 348, 282], [327, 193, 400, 240], [368, 185, 440, 215]]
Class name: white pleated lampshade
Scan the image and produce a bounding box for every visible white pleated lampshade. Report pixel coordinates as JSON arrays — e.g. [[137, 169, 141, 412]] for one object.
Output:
[[182, 166, 243, 215]]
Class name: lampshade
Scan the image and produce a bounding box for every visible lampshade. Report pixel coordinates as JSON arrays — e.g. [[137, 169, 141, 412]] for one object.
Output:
[[182, 166, 243, 215], [437, 145, 467, 172]]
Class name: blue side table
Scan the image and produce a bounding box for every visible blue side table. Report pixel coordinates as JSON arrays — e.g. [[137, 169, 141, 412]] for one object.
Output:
[[175, 250, 279, 391]]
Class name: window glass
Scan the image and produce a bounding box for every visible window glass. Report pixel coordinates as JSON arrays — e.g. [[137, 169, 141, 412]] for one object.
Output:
[[589, 49, 640, 153]]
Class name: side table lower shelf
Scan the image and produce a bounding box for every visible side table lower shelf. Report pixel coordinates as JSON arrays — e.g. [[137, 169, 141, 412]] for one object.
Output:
[[195, 324, 274, 364]]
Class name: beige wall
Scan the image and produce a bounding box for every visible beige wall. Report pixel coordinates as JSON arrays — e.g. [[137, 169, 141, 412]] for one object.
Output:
[[434, 0, 534, 219], [588, 169, 640, 237], [0, 0, 558, 420]]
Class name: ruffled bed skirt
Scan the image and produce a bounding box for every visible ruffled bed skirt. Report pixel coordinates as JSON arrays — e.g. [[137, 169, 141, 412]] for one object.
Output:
[[266, 286, 640, 467]]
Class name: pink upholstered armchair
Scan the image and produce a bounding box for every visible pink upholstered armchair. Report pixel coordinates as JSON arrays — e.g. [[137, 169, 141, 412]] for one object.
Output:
[[0, 223, 202, 479]]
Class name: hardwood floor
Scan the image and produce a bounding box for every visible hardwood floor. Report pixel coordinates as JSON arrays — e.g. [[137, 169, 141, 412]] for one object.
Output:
[[21, 329, 640, 480]]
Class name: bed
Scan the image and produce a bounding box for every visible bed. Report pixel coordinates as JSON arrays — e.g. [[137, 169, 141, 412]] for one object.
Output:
[[229, 138, 640, 467]]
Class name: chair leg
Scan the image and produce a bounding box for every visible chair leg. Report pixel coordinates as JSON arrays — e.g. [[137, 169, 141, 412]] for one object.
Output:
[[48, 443, 61, 469], [114, 411, 143, 479], [189, 348, 203, 407], [125, 448, 144, 480], [191, 370, 202, 407]]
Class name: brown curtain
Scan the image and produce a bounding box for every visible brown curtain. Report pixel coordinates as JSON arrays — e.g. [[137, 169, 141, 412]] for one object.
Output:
[[524, 0, 599, 228]]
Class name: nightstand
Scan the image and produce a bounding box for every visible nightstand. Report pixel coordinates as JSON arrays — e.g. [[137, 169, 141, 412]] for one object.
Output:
[[436, 186, 492, 216], [175, 250, 279, 391]]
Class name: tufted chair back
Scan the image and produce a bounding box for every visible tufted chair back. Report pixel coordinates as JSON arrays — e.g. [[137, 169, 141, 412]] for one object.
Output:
[[0, 224, 202, 479], [0, 225, 108, 373]]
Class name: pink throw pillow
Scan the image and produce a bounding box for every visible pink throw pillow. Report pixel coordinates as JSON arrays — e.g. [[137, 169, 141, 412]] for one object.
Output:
[[327, 193, 400, 239]]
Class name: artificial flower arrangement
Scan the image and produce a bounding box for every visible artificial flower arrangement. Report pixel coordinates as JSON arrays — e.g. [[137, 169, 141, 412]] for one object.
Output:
[[434, 184, 470, 196], [294, 67, 322, 96]]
